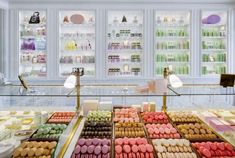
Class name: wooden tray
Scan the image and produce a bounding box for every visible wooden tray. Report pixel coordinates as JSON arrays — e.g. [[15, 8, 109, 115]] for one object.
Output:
[[28, 129, 59, 142], [80, 113, 113, 139], [46, 112, 75, 125], [140, 112, 170, 124], [113, 138, 155, 158], [166, 112, 201, 124]]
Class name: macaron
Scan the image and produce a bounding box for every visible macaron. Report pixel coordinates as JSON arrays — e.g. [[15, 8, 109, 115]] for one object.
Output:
[[74, 145, 81, 154], [81, 145, 88, 154], [92, 138, 100, 146], [115, 145, 122, 154], [102, 145, 109, 154], [146, 144, 154, 153], [132, 145, 139, 153], [139, 144, 146, 153], [78, 138, 86, 146], [124, 145, 131, 153], [94, 146, 101, 155], [85, 139, 93, 146], [87, 145, 95, 154]]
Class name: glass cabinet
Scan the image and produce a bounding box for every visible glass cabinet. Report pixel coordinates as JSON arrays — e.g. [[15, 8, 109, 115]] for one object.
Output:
[[201, 11, 227, 76], [155, 11, 190, 76], [106, 10, 144, 78], [59, 11, 96, 78], [19, 10, 47, 78]]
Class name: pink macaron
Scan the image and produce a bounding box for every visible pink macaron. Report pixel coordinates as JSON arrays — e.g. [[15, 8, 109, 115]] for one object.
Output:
[[115, 145, 122, 154]]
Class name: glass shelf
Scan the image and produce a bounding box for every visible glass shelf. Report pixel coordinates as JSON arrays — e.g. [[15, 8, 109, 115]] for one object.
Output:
[[171, 84, 235, 96], [0, 84, 178, 97], [0, 84, 234, 97]]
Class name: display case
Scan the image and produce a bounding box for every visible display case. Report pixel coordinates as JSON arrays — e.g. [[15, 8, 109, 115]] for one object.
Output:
[[19, 10, 47, 78], [59, 10, 95, 78], [201, 11, 227, 76], [106, 10, 144, 78], [0, 84, 234, 158], [155, 11, 190, 76]]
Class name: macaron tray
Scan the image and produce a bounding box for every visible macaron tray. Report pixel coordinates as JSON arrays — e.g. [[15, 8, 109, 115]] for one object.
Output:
[[176, 123, 221, 142], [140, 112, 169, 124], [12, 140, 58, 158], [113, 108, 146, 138], [167, 112, 201, 124], [46, 112, 76, 124], [71, 110, 113, 157], [29, 123, 68, 141], [114, 137, 155, 158], [80, 111, 113, 139], [10, 111, 74, 158], [71, 138, 113, 158]]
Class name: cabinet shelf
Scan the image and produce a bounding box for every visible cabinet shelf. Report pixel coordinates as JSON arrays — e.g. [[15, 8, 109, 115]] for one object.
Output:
[[155, 36, 189, 39], [156, 61, 189, 64], [108, 62, 141, 65], [59, 62, 94, 65], [20, 63, 46, 66], [107, 37, 142, 41], [107, 49, 142, 53], [20, 35, 46, 39], [201, 24, 226, 28], [156, 24, 189, 27], [20, 22, 46, 27], [202, 62, 226, 64], [61, 50, 95, 54], [20, 50, 46, 54], [202, 36, 226, 39], [156, 49, 190, 52], [202, 49, 226, 52], [108, 24, 142, 28], [61, 23, 95, 27]]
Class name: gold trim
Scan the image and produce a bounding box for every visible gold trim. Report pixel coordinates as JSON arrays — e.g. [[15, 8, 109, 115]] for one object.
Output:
[[162, 95, 167, 112], [57, 116, 83, 158]]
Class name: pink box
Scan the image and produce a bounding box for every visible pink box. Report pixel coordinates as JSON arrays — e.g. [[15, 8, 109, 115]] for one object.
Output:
[[209, 118, 232, 132]]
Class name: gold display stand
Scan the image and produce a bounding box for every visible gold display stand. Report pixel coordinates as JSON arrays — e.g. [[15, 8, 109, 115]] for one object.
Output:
[[162, 67, 169, 112], [57, 67, 84, 158]]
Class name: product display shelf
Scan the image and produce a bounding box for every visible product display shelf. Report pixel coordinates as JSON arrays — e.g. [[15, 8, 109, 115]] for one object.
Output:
[[4, 111, 83, 158], [59, 10, 96, 78], [145, 112, 200, 158], [19, 11, 47, 79], [167, 112, 232, 158], [192, 114, 235, 157], [155, 11, 191, 76], [201, 11, 228, 76], [106, 10, 144, 78], [196, 111, 235, 148]]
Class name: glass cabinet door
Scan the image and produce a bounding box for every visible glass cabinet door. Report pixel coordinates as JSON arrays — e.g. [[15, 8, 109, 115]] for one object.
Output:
[[201, 11, 227, 76], [19, 10, 47, 78], [59, 11, 95, 77], [106, 10, 143, 78], [155, 11, 190, 76]]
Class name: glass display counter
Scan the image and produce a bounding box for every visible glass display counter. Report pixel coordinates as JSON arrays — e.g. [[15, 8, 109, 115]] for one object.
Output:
[[0, 84, 177, 158], [0, 84, 234, 158]]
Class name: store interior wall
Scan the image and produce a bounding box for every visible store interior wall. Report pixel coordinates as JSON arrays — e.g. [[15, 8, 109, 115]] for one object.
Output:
[[2, 0, 235, 85], [0, 0, 8, 9], [0, 0, 8, 78], [0, 0, 234, 110]]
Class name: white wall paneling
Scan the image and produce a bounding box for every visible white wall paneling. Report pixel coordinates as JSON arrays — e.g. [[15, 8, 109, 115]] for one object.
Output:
[[4, 1, 235, 86], [0, 9, 4, 73]]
